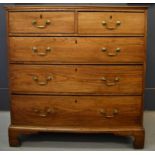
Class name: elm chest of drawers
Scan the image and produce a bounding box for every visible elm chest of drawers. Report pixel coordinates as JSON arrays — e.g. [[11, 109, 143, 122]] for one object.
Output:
[[6, 5, 147, 148]]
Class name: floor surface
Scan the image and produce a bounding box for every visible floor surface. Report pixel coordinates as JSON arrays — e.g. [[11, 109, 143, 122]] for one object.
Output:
[[0, 111, 155, 151]]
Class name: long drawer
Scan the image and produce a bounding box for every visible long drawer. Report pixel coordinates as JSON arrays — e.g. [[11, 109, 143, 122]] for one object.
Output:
[[78, 12, 145, 34], [9, 37, 144, 63], [11, 95, 142, 128], [10, 65, 143, 95], [8, 12, 75, 34]]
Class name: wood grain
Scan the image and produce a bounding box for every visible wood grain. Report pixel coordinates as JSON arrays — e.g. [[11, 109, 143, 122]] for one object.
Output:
[[78, 12, 145, 34], [5, 5, 148, 12], [7, 5, 146, 148], [10, 65, 143, 95], [9, 12, 75, 34], [11, 95, 142, 127], [9, 37, 144, 64]]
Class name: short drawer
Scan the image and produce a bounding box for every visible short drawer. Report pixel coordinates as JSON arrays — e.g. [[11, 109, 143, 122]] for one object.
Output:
[[9, 12, 74, 33], [9, 37, 144, 63], [78, 12, 145, 34], [11, 95, 142, 128], [10, 65, 143, 95]]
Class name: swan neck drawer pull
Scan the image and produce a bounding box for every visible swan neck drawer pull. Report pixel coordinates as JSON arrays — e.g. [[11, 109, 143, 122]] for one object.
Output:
[[32, 19, 51, 29], [33, 107, 54, 117], [32, 75, 52, 86], [32, 46, 51, 56], [100, 109, 119, 118], [101, 77, 120, 86], [102, 20, 121, 30], [101, 47, 121, 56]]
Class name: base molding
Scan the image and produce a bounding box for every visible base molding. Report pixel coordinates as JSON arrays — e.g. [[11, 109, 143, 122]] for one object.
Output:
[[8, 125, 145, 149]]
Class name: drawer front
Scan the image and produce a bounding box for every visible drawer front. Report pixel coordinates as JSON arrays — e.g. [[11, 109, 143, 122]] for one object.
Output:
[[78, 12, 145, 34], [9, 37, 144, 63], [11, 95, 142, 127], [9, 12, 74, 33], [10, 65, 143, 94]]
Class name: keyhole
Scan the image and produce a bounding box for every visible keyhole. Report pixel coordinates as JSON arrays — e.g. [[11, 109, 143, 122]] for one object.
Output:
[[74, 99, 78, 103], [109, 15, 112, 19], [40, 14, 43, 19], [75, 39, 77, 44], [75, 68, 78, 72]]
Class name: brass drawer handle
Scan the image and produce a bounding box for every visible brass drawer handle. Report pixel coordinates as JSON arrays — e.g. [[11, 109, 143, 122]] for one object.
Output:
[[101, 77, 120, 86], [32, 46, 51, 56], [100, 109, 118, 118], [33, 107, 54, 117], [32, 19, 51, 29], [32, 75, 52, 86], [102, 20, 121, 30], [101, 47, 121, 56]]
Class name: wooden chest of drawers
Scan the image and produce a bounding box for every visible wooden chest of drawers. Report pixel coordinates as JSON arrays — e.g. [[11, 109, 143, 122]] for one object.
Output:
[[6, 5, 147, 148]]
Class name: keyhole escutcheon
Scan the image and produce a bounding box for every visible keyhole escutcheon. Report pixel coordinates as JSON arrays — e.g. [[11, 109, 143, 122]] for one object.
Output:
[[109, 15, 113, 19]]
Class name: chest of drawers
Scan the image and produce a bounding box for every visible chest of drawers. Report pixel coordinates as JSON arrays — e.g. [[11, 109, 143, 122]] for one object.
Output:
[[6, 5, 147, 149]]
